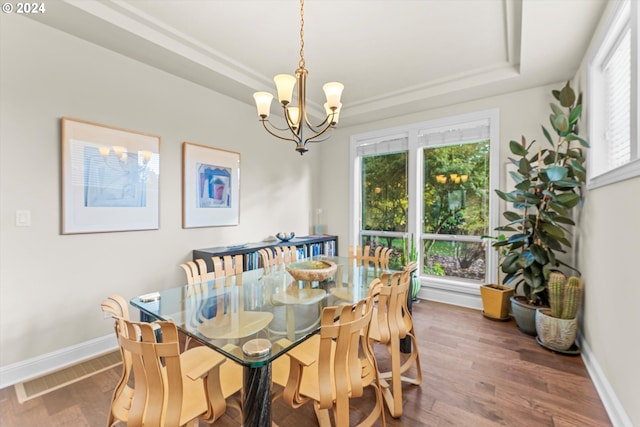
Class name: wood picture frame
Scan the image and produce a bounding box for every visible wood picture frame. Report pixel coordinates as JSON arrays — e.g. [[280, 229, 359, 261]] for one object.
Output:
[[182, 142, 240, 228], [61, 117, 160, 234]]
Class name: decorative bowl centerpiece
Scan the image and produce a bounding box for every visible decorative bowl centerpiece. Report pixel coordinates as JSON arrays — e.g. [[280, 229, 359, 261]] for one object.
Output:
[[286, 260, 337, 282], [275, 231, 295, 242]]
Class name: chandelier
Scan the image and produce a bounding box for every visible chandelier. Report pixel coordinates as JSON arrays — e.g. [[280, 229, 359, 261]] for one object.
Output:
[[252, 0, 344, 155]]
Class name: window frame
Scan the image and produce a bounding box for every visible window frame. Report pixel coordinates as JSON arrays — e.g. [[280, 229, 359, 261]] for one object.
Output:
[[349, 109, 500, 295], [587, 0, 640, 189]]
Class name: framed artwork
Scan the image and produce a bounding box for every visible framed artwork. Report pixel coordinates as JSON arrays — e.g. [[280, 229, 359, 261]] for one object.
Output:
[[182, 142, 240, 228], [61, 117, 160, 234]]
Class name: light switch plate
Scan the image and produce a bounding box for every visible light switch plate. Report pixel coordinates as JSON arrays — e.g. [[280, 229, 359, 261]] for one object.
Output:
[[16, 210, 31, 227]]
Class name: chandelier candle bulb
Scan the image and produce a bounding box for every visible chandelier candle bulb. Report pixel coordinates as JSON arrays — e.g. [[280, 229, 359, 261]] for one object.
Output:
[[323, 82, 344, 109], [274, 74, 296, 105], [253, 92, 273, 118], [287, 107, 300, 129]]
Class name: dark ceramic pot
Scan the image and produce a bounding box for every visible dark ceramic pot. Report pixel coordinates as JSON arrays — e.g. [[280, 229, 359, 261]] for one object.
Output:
[[510, 295, 538, 335]]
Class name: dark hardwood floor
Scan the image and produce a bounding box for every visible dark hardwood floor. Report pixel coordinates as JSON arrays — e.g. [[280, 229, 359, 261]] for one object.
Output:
[[0, 300, 612, 426]]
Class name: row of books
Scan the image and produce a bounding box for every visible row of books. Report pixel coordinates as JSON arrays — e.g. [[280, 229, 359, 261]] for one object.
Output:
[[241, 238, 337, 271]]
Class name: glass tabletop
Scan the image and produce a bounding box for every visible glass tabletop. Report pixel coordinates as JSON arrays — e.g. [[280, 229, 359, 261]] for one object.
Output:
[[130, 256, 395, 367]]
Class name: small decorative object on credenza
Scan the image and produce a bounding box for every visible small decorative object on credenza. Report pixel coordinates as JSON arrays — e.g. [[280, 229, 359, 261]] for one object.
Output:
[[275, 232, 295, 242]]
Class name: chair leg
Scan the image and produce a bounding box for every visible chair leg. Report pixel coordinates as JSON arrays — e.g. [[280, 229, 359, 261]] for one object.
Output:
[[398, 333, 422, 385], [380, 336, 404, 417], [377, 333, 422, 418], [202, 371, 227, 424], [313, 405, 332, 427]]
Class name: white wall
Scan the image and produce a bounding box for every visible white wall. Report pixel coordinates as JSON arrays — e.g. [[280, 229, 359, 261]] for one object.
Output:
[[0, 16, 318, 369], [579, 179, 640, 427]]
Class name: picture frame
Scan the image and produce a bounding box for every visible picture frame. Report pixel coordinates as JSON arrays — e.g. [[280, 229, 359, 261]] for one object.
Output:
[[61, 117, 160, 234], [182, 142, 240, 228]]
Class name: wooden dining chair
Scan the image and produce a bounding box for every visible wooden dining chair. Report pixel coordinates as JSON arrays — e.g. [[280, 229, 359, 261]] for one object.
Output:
[[100, 295, 134, 427], [184, 255, 273, 341], [212, 254, 243, 278], [375, 247, 392, 269], [180, 261, 201, 285], [367, 271, 422, 418], [279, 245, 299, 263], [180, 260, 216, 350], [349, 245, 391, 269], [272, 297, 385, 427], [259, 246, 298, 272], [117, 318, 241, 426], [348, 245, 371, 263], [101, 295, 243, 426]]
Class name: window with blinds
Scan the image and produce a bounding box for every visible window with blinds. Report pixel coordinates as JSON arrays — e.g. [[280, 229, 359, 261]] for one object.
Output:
[[588, 0, 639, 188], [603, 28, 631, 170]]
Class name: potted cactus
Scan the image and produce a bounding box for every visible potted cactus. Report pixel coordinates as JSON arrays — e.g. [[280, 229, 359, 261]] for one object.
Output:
[[535, 271, 584, 352], [492, 81, 589, 335]]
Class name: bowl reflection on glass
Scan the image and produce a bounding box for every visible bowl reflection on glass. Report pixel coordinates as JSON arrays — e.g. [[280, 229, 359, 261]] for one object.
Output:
[[286, 260, 337, 282]]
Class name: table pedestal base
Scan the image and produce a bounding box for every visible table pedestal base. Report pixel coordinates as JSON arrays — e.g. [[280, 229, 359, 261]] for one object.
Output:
[[243, 364, 271, 427]]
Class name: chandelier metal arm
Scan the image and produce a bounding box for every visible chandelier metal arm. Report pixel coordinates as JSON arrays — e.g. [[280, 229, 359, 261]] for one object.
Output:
[[303, 111, 332, 132], [301, 116, 336, 143], [259, 119, 298, 144]]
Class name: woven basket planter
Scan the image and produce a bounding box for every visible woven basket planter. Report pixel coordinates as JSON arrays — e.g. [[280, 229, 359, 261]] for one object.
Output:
[[535, 308, 578, 351]]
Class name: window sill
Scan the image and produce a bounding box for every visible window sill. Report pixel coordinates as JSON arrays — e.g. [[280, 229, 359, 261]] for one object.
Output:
[[588, 158, 640, 189]]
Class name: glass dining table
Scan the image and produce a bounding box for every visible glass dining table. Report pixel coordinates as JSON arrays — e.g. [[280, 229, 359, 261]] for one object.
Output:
[[130, 255, 395, 427]]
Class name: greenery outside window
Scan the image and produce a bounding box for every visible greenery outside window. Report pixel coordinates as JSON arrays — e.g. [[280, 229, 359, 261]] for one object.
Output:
[[422, 139, 490, 282], [351, 110, 499, 293], [358, 137, 408, 270]]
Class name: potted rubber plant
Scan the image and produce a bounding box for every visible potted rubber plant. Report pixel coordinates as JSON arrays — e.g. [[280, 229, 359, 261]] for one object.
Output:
[[492, 81, 589, 335]]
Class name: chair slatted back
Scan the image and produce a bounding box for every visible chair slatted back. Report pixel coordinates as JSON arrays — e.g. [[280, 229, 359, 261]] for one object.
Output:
[[259, 246, 297, 272], [349, 245, 391, 269], [180, 261, 200, 285], [119, 321, 187, 427], [212, 254, 243, 278], [369, 271, 412, 342], [317, 298, 376, 424], [348, 245, 371, 262]]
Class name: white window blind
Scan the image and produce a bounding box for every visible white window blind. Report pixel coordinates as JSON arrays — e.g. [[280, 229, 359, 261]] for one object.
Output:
[[603, 27, 631, 170], [418, 119, 490, 147], [356, 137, 408, 157]]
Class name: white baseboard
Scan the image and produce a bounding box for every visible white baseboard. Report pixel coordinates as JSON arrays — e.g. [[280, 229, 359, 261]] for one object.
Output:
[[0, 334, 117, 389], [578, 335, 633, 427], [418, 284, 483, 310]]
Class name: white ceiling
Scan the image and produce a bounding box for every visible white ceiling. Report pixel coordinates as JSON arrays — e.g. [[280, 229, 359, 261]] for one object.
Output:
[[29, 0, 608, 126]]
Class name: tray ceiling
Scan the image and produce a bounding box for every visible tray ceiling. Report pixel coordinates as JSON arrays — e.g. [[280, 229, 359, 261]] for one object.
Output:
[[26, 0, 607, 126]]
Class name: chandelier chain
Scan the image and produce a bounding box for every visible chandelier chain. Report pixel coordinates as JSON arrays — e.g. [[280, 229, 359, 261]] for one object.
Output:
[[299, 0, 305, 69]]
